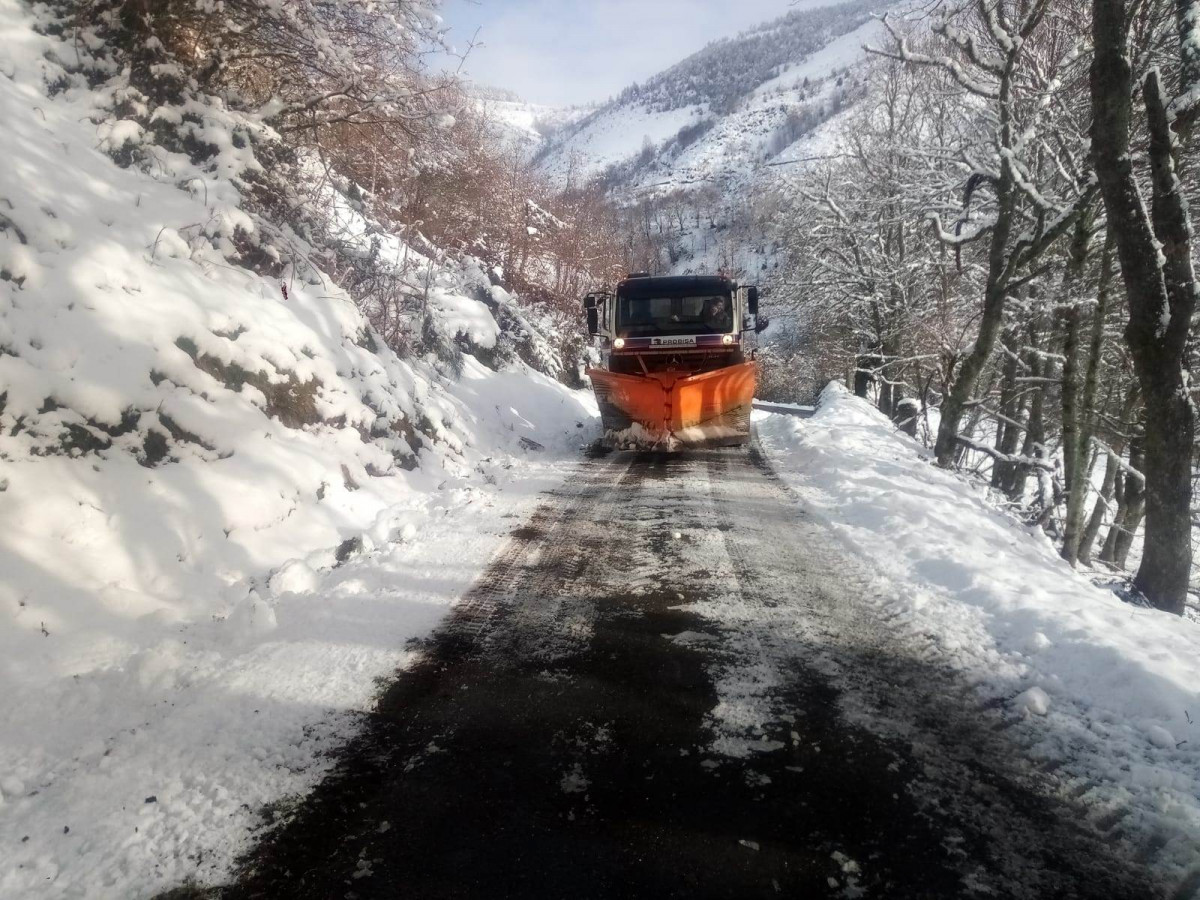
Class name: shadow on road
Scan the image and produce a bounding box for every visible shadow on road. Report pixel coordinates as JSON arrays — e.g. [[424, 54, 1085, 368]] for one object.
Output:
[[211, 449, 1168, 900]]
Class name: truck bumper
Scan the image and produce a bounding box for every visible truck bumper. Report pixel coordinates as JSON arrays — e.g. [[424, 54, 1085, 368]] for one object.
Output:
[[587, 363, 757, 448]]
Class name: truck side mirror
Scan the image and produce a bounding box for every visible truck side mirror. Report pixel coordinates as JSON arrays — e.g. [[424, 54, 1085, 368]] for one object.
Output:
[[755, 316, 770, 334], [747, 286, 759, 316], [587, 307, 600, 335], [584, 294, 597, 310]]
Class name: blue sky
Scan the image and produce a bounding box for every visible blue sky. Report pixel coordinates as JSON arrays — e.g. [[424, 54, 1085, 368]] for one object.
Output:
[[437, 0, 806, 106]]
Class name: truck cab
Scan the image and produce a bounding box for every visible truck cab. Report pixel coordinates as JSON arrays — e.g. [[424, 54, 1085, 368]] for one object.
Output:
[[585, 275, 763, 375]]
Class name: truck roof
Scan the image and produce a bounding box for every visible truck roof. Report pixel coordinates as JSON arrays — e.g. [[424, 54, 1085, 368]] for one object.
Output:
[[616, 275, 736, 298]]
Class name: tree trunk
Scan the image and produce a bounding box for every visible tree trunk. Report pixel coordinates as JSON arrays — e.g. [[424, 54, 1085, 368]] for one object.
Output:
[[934, 55, 1019, 468], [878, 376, 896, 419], [893, 399, 920, 437], [1100, 469, 1126, 565], [855, 343, 880, 399], [1090, 0, 1197, 614], [1013, 377, 1046, 503], [1080, 382, 1140, 565], [1059, 214, 1100, 564], [1132, 366, 1194, 603], [1007, 318, 1046, 502], [878, 285, 904, 419], [1080, 450, 1119, 566], [992, 327, 1025, 491], [933, 243, 1015, 468], [878, 379, 896, 418], [1112, 433, 1148, 570]]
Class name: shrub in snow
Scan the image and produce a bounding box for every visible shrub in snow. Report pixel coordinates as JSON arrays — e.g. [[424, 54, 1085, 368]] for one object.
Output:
[[35, 0, 545, 378]]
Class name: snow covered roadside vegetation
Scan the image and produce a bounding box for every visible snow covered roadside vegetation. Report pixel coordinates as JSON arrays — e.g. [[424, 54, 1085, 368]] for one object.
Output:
[[765, 0, 1200, 618], [757, 384, 1200, 877], [0, 2, 597, 897]]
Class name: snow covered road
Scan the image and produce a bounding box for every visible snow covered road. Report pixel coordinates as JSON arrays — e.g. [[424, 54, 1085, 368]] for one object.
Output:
[[221, 444, 1164, 899]]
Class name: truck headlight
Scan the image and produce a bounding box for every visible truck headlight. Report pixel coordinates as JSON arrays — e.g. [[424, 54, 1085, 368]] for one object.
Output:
[[613, 338, 626, 349], [722, 334, 735, 346]]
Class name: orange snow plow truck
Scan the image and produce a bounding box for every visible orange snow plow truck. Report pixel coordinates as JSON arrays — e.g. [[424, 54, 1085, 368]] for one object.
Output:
[[584, 274, 767, 449]]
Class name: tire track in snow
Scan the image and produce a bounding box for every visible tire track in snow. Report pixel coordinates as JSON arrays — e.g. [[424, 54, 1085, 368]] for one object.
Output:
[[448, 454, 635, 646]]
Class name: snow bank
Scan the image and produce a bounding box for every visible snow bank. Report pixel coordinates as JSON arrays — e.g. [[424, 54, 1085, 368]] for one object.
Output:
[[0, 3, 597, 896], [757, 383, 1200, 873]]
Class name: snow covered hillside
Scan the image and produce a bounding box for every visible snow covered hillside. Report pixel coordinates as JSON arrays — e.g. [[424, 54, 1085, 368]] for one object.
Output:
[[533, 0, 890, 193], [521, 0, 899, 293], [757, 386, 1200, 877], [0, 3, 596, 897], [470, 84, 595, 156]]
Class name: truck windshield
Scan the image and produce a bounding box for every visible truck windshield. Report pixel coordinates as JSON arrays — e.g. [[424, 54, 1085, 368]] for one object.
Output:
[[617, 294, 734, 336]]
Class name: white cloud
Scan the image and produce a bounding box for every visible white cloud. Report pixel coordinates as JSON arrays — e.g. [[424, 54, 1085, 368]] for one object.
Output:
[[439, 0, 826, 106]]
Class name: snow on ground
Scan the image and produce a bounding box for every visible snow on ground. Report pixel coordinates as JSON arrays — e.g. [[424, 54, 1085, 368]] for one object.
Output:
[[750, 18, 881, 99], [475, 95, 594, 154], [648, 18, 882, 193], [0, 3, 597, 897], [538, 103, 708, 184], [0, 426, 589, 900], [536, 17, 879, 195], [756, 383, 1200, 874]]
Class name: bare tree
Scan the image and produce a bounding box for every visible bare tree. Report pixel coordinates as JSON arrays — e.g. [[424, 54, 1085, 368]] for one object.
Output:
[[871, 0, 1099, 468], [1090, 0, 1200, 613]]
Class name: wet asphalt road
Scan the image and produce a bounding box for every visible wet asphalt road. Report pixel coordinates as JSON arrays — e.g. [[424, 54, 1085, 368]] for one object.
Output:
[[218, 446, 1170, 900]]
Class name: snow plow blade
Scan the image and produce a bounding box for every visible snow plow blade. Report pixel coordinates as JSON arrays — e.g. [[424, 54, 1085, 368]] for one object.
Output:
[[587, 362, 757, 449]]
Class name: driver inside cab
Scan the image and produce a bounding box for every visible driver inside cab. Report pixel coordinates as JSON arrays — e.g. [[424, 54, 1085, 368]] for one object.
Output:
[[702, 295, 732, 333]]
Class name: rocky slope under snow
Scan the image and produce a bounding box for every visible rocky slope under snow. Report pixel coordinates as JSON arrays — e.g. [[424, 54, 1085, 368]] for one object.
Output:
[[0, 3, 596, 896]]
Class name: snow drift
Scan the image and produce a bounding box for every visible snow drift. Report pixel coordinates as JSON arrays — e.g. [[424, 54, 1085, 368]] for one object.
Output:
[[757, 384, 1200, 877], [0, 2, 595, 897]]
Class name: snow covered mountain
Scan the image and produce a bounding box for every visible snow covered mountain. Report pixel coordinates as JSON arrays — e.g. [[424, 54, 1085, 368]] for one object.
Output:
[[480, 97, 572, 151], [468, 84, 596, 156], [533, 0, 892, 194], [513, 0, 900, 290]]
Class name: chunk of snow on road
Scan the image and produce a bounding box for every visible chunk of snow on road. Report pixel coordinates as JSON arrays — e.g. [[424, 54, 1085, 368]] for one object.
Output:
[[1146, 725, 1176, 749], [667, 630, 717, 645], [1025, 632, 1053, 654], [225, 591, 278, 638], [269, 560, 321, 597], [1016, 686, 1051, 717], [832, 850, 862, 874]]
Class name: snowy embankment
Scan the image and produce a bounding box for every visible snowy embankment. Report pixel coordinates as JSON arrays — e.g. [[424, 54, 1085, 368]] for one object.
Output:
[[0, 4, 595, 898], [757, 383, 1200, 873]]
